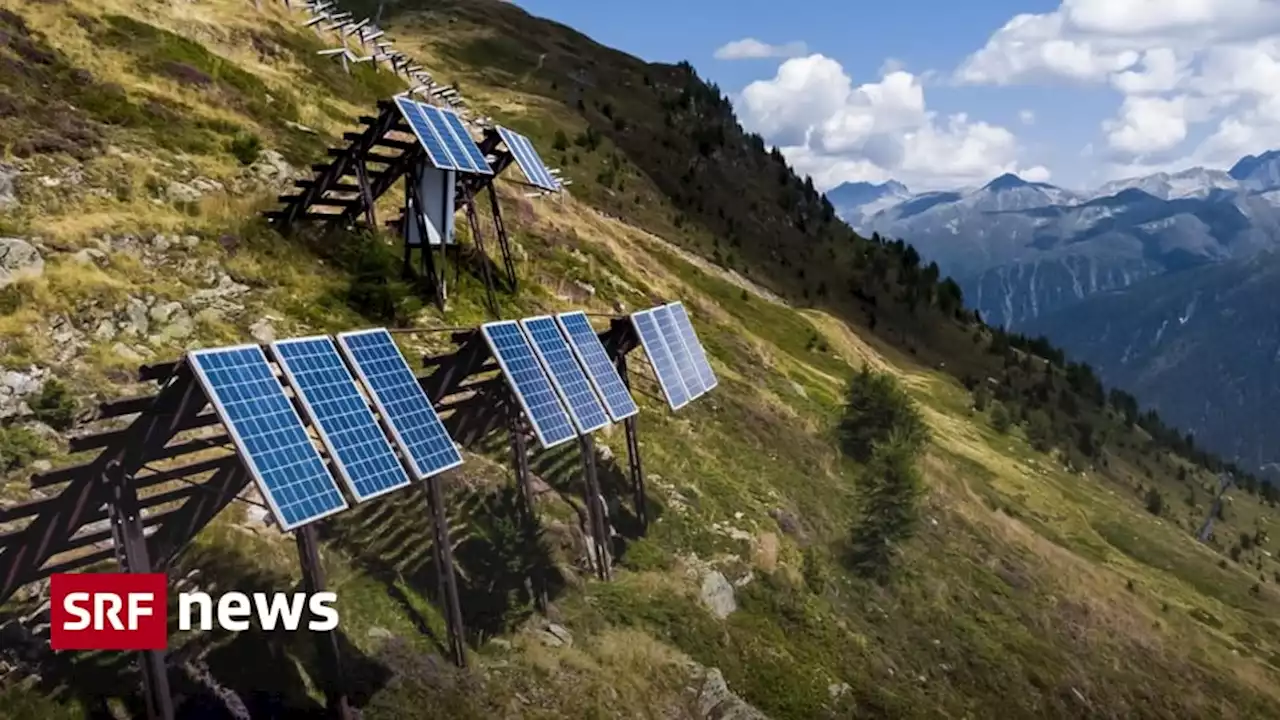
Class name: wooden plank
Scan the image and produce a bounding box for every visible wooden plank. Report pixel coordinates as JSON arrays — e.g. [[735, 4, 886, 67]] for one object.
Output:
[[30, 435, 229, 489], [35, 547, 116, 579], [295, 180, 361, 192], [326, 148, 400, 165], [68, 410, 218, 453]]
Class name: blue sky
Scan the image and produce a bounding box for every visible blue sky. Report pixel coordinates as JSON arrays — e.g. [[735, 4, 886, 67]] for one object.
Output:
[[512, 0, 1280, 194]]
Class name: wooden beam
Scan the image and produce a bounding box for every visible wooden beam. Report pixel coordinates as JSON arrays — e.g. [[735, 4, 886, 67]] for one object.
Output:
[[68, 411, 218, 453]]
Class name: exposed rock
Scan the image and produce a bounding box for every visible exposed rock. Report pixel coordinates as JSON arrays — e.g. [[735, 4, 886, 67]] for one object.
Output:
[[0, 164, 18, 210], [596, 443, 615, 464], [573, 279, 597, 297], [165, 181, 204, 204], [545, 623, 573, 647], [366, 626, 393, 640], [0, 238, 43, 289], [72, 248, 109, 267], [150, 234, 172, 253], [248, 150, 295, 187], [110, 343, 148, 365], [121, 297, 150, 337], [249, 317, 276, 345], [692, 666, 769, 720], [0, 367, 46, 419], [699, 570, 737, 619], [790, 381, 808, 398], [190, 274, 250, 305], [768, 508, 806, 541], [753, 532, 779, 572]]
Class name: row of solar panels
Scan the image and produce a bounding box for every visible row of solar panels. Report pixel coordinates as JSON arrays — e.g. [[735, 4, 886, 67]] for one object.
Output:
[[393, 96, 561, 192], [187, 305, 715, 532]]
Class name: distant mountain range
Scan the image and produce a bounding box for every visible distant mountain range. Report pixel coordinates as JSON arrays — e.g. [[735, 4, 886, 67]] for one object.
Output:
[[827, 150, 1280, 474], [832, 150, 1280, 329]]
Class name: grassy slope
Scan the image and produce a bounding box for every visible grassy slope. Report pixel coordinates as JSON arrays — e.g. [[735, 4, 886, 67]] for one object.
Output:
[[1, 0, 1280, 718]]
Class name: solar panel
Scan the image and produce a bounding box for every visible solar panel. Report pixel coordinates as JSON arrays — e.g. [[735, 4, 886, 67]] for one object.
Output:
[[520, 316, 611, 434], [497, 126, 560, 192], [395, 96, 460, 171], [188, 345, 348, 531], [439, 108, 494, 176], [556, 311, 638, 423], [272, 337, 412, 502], [653, 305, 706, 399], [481, 321, 577, 448], [667, 302, 718, 391], [336, 329, 464, 480], [630, 309, 690, 410], [419, 103, 480, 174]]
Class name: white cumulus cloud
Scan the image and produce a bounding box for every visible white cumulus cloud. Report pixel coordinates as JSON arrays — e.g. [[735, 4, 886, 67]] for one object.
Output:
[[714, 38, 809, 60], [955, 0, 1280, 176], [736, 55, 1044, 191]]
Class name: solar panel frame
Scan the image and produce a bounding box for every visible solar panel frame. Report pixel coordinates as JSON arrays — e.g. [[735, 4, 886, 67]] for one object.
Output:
[[419, 103, 480, 174], [188, 344, 349, 531], [481, 320, 578, 449], [395, 96, 460, 171], [555, 311, 639, 423], [653, 305, 706, 399], [519, 316, 611, 435], [667, 302, 719, 391], [440, 109, 494, 176], [270, 336, 413, 503], [630, 309, 691, 410], [336, 328, 465, 481]]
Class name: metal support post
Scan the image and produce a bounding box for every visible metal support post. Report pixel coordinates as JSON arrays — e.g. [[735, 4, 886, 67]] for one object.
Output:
[[295, 525, 352, 719], [615, 353, 648, 531], [578, 434, 611, 581], [424, 476, 467, 667], [508, 410, 547, 612], [486, 183, 518, 291], [107, 459, 174, 720], [465, 200, 500, 318]]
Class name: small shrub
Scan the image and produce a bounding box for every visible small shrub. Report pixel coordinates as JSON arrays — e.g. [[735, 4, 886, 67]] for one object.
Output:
[[990, 401, 1012, 434], [1144, 487, 1164, 516], [837, 366, 928, 463], [31, 379, 76, 430], [551, 129, 568, 152], [0, 425, 47, 472], [228, 132, 262, 166], [846, 430, 926, 582]]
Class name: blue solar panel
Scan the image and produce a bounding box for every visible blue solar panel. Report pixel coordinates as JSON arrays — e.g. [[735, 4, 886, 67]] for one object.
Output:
[[517, 133, 560, 190], [630, 309, 690, 410], [667, 302, 718, 391], [654, 305, 706, 399], [441, 109, 494, 176], [188, 345, 347, 530], [497, 126, 559, 192], [481, 321, 577, 448], [520, 316, 611, 434], [272, 337, 412, 502], [395, 96, 459, 171], [419, 103, 480, 174], [336, 329, 464, 480], [556, 311, 638, 423]]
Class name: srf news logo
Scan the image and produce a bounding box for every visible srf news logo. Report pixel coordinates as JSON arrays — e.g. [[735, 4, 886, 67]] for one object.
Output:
[[50, 574, 339, 651]]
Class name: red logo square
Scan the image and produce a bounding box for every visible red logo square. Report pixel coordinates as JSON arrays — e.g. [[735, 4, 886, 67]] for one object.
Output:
[[49, 573, 169, 651]]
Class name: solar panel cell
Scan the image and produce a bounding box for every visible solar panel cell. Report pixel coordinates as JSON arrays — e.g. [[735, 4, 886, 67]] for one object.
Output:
[[337, 329, 464, 480], [188, 345, 348, 530], [441, 109, 493, 175], [667, 302, 718, 391], [395, 96, 458, 171], [556, 311, 639, 423], [520, 316, 611, 434], [420, 103, 479, 173], [497, 126, 559, 192], [630, 309, 690, 410], [653, 305, 705, 399], [481, 321, 577, 448], [272, 337, 412, 502]]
